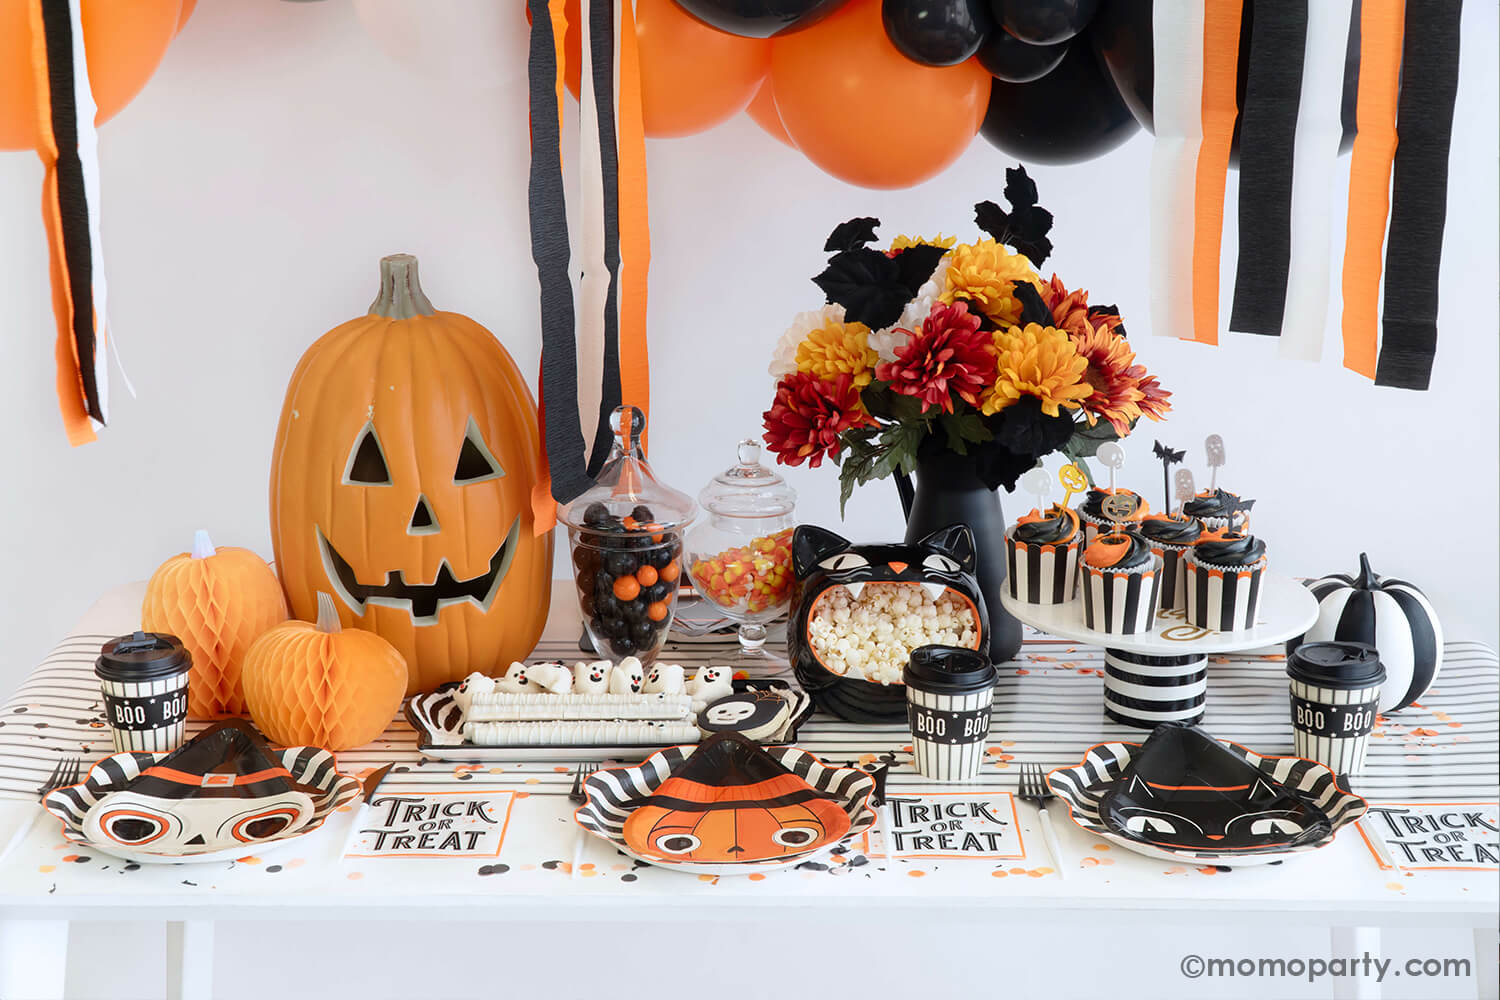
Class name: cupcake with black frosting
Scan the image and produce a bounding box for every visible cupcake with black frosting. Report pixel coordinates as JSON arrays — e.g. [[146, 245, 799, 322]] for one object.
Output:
[[1137, 512, 1203, 611], [1080, 531, 1162, 635], [1182, 488, 1253, 535], [1184, 532, 1268, 632], [1005, 505, 1081, 605], [1076, 488, 1150, 546]]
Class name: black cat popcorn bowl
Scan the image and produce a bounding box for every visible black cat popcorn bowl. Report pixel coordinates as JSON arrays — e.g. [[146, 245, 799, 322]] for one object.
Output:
[[787, 524, 991, 724]]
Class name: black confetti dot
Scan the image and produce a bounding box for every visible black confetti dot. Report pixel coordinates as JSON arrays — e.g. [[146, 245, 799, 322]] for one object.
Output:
[[1214, 865, 1232, 873], [476, 864, 510, 876], [266, 865, 283, 874], [123, 863, 140, 872], [620, 873, 638, 882], [830, 845, 848, 855], [72, 856, 90, 864], [795, 861, 828, 872], [457, 773, 472, 781], [541, 860, 562, 870], [14, 708, 27, 714], [848, 855, 869, 868], [34, 723, 48, 729]]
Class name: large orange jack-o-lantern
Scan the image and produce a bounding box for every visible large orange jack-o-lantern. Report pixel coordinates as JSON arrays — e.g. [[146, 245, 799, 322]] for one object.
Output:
[[269, 254, 552, 695]]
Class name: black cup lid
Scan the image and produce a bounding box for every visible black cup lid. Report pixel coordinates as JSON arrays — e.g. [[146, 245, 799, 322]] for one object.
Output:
[[903, 644, 996, 694], [96, 631, 191, 683], [1287, 641, 1386, 690]]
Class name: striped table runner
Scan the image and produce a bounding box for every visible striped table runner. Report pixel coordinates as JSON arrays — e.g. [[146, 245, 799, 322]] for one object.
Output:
[[1, 632, 1495, 804]]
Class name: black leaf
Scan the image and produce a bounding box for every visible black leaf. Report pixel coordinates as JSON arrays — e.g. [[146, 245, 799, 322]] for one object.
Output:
[[1013, 281, 1054, 328], [970, 398, 1075, 491], [823, 217, 881, 253], [892, 243, 948, 297], [1089, 303, 1126, 337], [813, 248, 910, 330], [973, 165, 1054, 268]]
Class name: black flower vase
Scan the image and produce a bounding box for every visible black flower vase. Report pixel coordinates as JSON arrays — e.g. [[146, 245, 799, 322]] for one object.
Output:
[[900, 449, 1024, 664]]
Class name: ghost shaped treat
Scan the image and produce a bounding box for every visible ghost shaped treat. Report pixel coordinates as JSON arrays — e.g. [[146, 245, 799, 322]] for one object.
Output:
[[528, 662, 573, 695], [497, 661, 532, 694], [452, 672, 496, 712], [643, 663, 686, 695], [687, 666, 734, 711], [573, 660, 611, 695], [609, 657, 645, 695]]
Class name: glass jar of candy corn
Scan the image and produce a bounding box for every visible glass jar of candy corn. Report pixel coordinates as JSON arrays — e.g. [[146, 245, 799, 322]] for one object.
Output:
[[560, 406, 696, 666], [685, 440, 798, 657]]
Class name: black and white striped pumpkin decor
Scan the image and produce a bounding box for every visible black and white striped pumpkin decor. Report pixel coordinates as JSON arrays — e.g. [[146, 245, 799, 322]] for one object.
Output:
[[1287, 553, 1442, 714]]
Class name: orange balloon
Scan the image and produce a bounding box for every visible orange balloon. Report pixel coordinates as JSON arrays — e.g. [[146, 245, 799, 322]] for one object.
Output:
[[177, 0, 197, 33], [636, 0, 769, 137], [745, 79, 795, 148], [770, 0, 989, 188], [0, 0, 181, 151]]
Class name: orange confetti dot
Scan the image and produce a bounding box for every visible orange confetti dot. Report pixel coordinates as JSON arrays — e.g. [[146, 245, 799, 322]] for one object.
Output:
[[1033, 655, 1054, 662], [993, 762, 1011, 770], [524, 778, 540, 785], [488, 767, 505, 774], [336, 804, 354, 812], [1000, 740, 1015, 747], [1060, 662, 1078, 669], [907, 870, 927, 878], [1163, 866, 1186, 875], [1385, 882, 1405, 891], [1015, 669, 1030, 675], [515, 792, 529, 799], [1412, 727, 1440, 737], [38, 865, 55, 873], [582, 870, 599, 878], [286, 858, 305, 869], [346, 872, 363, 880], [698, 874, 718, 883], [61, 854, 79, 863], [1432, 711, 1451, 721], [236, 856, 261, 865], [991, 870, 1008, 878], [858, 754, 878, 765], [1093, 843, 1110, 851], [1027, 868, 1049, 877], [1008, 867, 1027, 875], [1197, 866, 1219, 875], [1080, 857, 1100, 867], [553, 766, 569, 773], [901, 745, 913, 753], [579, 863, 595, 871], [748, 873, 767, 882], [1097, 857, 1115, 866]]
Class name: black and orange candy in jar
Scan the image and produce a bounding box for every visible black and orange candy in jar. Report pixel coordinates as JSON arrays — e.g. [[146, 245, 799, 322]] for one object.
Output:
[[560, 406, 696, 665]]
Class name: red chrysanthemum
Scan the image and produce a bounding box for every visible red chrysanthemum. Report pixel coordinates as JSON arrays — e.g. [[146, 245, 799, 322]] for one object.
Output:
[[1039, 274, 1124, 339], [762, 372, 869, 468], [1136, 372, 1172, 422], [874, 302, 995, 413]]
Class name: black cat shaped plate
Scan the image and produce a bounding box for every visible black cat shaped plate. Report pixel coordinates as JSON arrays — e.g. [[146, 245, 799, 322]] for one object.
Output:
[[1047, 724, 1367, 865]]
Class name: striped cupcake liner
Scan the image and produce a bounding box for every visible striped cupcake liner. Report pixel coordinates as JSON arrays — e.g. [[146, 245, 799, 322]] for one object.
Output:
[[1082, 555, 1162, 635], [1103, 649, 1208, 728], [1147, 543, 1193, 611], [1184, 555, 1267, 632], [1004, 534, 1079, 605]]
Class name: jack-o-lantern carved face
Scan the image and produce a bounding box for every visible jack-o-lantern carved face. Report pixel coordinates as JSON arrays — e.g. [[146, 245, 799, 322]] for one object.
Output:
[[271, 255, 552, 694], [622, 733, 852, 864]]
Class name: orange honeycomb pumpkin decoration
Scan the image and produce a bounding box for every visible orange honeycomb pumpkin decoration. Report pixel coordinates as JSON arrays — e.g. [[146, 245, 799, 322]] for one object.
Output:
[[269, 254, 552, 695], [241, 593, 408, 751], [141, 530, 288, 719]]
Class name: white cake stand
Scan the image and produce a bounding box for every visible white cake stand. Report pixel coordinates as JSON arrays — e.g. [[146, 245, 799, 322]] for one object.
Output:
[[1000, 573, 1319, 728]]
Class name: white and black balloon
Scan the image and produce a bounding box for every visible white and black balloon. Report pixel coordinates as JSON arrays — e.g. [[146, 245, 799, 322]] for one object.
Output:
[[1289, 554, 1443, 715]]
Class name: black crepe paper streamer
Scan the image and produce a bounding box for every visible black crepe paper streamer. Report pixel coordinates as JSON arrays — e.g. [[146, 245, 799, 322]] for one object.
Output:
[[40, 0, 103, 423], [1375, 0, 1463, 391], [1229, 0, 1308, 338], [528, 0, 592, 503], [586, 0, 624, 475]]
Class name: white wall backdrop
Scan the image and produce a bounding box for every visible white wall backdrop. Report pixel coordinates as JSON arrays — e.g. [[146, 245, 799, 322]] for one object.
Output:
[[0, 0, 1495, 702]]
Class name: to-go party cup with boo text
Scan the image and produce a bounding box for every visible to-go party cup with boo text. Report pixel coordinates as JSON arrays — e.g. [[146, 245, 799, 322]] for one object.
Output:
[[903, 645, 998, 781], [96, 632, 192, 754]]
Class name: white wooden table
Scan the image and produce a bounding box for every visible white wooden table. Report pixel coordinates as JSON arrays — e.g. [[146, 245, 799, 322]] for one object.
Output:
[[0, 581, 1495, 1000]]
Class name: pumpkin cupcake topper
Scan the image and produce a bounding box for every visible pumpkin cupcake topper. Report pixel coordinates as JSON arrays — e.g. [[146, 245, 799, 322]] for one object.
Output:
[[1058, 462, 1087, 509]]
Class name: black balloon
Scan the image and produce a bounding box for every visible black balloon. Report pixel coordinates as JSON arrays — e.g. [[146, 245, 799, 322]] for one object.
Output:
[[977, 27, 1068, 82], [979, 35, 1141, 165], [672, 0, 852, 38], [882, 0, 993, 66], [990, 0, 1098, 45], [1089, 0, 1359, 159]]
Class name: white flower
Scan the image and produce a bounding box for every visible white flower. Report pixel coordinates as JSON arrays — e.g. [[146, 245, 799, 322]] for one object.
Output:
[[769, 303, 846, 378]]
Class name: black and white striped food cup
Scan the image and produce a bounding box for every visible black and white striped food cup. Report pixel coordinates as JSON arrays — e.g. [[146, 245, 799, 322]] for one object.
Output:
[[1286, 641, 1386, 776], [903, 645, 998, 782], [95, 632, 192, 754]]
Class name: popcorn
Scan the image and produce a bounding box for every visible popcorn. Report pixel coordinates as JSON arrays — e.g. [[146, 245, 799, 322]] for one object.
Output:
[[808, 583, 979, 686]]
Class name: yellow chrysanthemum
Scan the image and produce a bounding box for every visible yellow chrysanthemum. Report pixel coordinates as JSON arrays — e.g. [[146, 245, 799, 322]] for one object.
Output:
[[940, 239, 1042, 328], [890, 233, 958, 252], [982, 323, 1092, 417], [795, 317, 878, 388]]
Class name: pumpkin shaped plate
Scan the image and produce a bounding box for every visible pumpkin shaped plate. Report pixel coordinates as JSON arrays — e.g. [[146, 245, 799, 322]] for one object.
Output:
[[575, 734, 877, 876], [43, 719, 359, 864], [407, 678, 812, 762], [1047, 725, 1367, 866]]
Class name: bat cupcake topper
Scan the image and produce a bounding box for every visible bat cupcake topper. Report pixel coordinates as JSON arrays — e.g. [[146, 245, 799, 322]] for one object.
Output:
[[1152, 441, 1185, 513]]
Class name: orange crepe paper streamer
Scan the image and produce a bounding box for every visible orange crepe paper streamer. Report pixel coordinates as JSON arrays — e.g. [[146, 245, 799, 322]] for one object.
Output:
[[1189, 0, 1243, 346], [617, 0, 652, 453], [530, 0, 570, 534], [27, 0, 95, 446], [1340, 0, 1405, 379]]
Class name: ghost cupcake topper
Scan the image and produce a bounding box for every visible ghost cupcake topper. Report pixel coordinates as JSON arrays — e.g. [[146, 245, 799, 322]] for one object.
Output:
[[1095, 442, 1126, 493], [1019, 465, 1051, 514], [1173, 469, 1197, 514], [1205, 434, 1226, 490]]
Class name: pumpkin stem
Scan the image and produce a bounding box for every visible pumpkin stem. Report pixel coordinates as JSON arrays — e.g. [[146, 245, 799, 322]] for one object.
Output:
[[1356, 552, 1377, 589], [368, 254, 435, 319], [315, 592, 343, 634], [190, 529, 216, 560]]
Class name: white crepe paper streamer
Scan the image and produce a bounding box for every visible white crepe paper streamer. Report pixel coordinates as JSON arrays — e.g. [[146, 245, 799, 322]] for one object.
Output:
[[1148, 0, 1206, 342], [1279, 0, 1355, 361], [574, 0, 609, 451]]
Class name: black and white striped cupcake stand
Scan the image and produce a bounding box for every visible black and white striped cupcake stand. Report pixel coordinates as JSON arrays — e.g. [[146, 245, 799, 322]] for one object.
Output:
[[1000, 573, 1318, 729]]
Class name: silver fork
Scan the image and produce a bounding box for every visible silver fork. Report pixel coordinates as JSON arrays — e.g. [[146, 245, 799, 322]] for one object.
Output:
[[569, 762, 600, 880], [1017, 763, 1067, 880], [0, 756, 82, 865]]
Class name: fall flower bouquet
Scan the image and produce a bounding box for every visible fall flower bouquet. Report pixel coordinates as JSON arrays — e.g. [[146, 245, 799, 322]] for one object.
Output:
[[762, 167, 1170, 511]]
